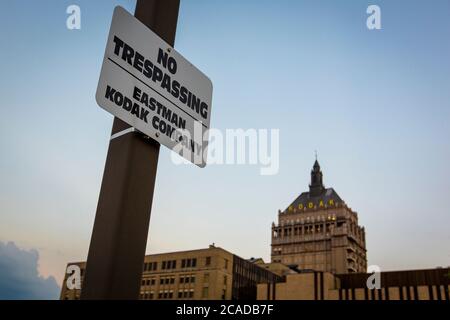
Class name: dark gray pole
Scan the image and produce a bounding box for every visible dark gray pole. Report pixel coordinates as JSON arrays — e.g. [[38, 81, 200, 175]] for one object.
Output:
[[80, 0, 180, 300]]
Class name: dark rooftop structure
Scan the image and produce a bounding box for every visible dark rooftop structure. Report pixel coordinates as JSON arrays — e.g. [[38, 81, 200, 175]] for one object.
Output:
[[285, 159, 343, 211]]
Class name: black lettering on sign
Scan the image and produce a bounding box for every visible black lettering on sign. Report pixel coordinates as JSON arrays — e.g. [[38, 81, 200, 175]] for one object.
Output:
[[157, 48, 177, 74], [131, 103, 140, 117], [113, 36, 124, 56], [132, 86, 142, 101], [152, 65, 163, 82], [140, 109, 149, 122], [114, 91, 124, 106], [123, 97, 132, 111], [133, 52, 144, 72], [152, 115, 176, 139], [110, 36, 209, 121], [105, 85, 116, 101], [143, 60, 153, 78], [105, 85, 149, 123]]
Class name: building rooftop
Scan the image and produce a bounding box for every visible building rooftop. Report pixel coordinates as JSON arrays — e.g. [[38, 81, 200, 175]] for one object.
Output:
[[286, 187, 343, 211], [285, 159, 343, 212]]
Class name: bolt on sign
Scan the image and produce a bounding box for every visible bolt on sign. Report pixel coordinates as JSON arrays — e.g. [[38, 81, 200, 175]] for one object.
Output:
[[96, 6, 213, 167]]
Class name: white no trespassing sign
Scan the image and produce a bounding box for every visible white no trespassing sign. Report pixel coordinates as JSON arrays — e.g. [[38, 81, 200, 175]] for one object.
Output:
[[96, 6, 213, 167]]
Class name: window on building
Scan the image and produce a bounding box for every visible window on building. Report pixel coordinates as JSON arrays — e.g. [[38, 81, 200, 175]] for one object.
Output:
[[147, 262, 157, 271], [190, 276, 196, 284], [181, 258, 197, 269], [162, 260, 177, 270], [222, 289, 226, 300], [202, 287, 209, 299], [181, 258, 197, 268], [223, 275, 227, 285], [204, 273, 210, 283], [189, 290, 194, 298], [205, 256, 211, 266], [224, 259, 229, 269]]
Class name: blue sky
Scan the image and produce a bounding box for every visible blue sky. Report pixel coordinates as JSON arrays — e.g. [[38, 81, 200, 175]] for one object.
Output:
[[1, 0, 450, 291]]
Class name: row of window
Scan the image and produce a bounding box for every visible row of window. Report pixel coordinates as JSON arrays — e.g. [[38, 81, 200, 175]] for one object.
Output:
[[143, 257, 209, 272], [279, 214, 338, 225], [178, 290, 195, 299], [180, 275, 196, 284], [141, 275, 196, 287], [274, 224, 337, 238], [160, 277, 175, 285], [141, 278, 156, 286], [181, 258, 197, 268], [144, 262, 157, 272], [140, 289, 196, 300], [162, 260, 176, 270]]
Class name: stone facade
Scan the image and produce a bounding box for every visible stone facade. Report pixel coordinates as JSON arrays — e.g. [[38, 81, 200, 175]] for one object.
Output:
[[257, 268, 450, 300], [60, 245, 281, 300]]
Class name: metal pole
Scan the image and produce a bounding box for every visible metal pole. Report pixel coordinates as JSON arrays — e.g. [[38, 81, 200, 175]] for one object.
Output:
[[80, 0, 180, 300]]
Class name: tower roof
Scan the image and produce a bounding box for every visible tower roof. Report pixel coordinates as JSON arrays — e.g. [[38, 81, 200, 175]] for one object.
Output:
[[313, 159, 320, 169], [286, 188, 343, 212], [285, 159, 343, 212]]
